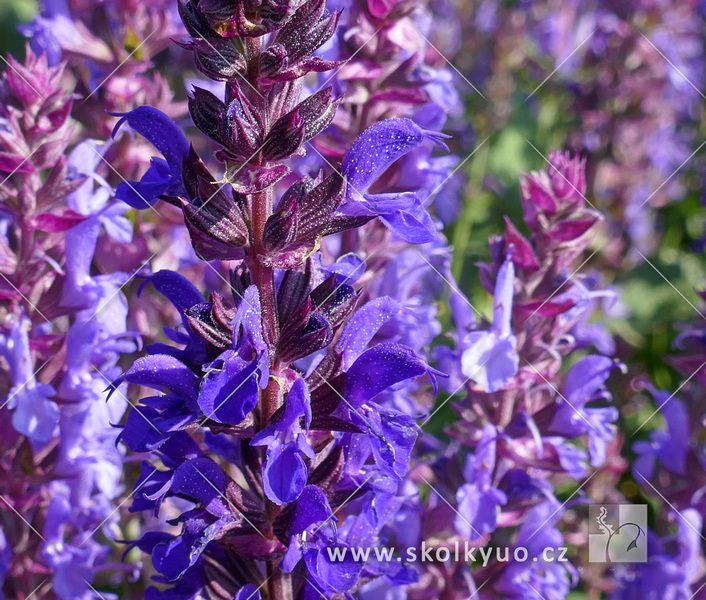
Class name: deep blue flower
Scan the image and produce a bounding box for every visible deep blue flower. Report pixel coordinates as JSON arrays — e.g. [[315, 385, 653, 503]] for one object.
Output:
[[251, 377, 315, 504], [281, 485, 363, 595], [110, 106, 190, 209]]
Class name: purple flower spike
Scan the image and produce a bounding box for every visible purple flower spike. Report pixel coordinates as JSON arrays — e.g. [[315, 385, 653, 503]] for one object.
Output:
[[97, 0, 468, 594], [460, 251, 518, 392], [111, 106, 190, 208]]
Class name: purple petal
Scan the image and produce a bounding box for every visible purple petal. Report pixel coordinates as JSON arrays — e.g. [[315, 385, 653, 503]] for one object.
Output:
[[563, 355, 619, 407], [41, 543, 95, 599], [455, 484, 506, 540], [130, 464, 173, 515], [632, 440, 657, 480], [278, 377, 312, 430], [152, 512, 233, 580], [281, 542, 304, 574], [116, 355, 199, 399], [345, 343, 434, 406], [120, 403, 197, 452], [586, 406, 619, 466], [111, 107, 190, 207], [338, 297, 401, 369], [197, 350, 259, 425], [366, 407, 419, 479], [305, 547, 364, 594], [232, 286, 267, 353], [101, 211, 133, 243], [290, 485, 335, 534], [262, 443, 308, 505], [492, 252, 515, 338], [11, 383, 59, 443], [314, 252, 365, 286], [115, 157, 172, 208], [141, 270, 205, 316], [460, 332, 518, 393], [170, 458, 229, 517], [362, 193, 436, 244], [342, 118, 449, 194], [61, 218, 101, 308], [111, 106, 189, 174], [657, 398, 689, 475]]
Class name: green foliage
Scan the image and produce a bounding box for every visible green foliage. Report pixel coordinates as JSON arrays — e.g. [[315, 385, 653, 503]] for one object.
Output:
[[0, 0, 37, 58]]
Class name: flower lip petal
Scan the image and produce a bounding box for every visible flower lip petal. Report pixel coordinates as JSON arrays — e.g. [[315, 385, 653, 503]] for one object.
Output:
[[109, 106, 189, 169], [112, 354, 199, 400], [345, 343, 438, 406], [342, 118, 450, 195]]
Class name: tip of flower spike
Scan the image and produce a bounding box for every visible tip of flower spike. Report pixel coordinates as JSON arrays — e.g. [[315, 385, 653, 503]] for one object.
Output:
[[423, 129, 452, 152]]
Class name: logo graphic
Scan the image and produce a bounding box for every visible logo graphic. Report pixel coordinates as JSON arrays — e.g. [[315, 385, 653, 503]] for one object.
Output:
[[588, 504, 647, 563]]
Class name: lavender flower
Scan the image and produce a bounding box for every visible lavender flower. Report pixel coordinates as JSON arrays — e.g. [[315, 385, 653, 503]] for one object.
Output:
[[0, 49, 135, 598], [0, 314, 58, 443], [459, 251, 518, 393]]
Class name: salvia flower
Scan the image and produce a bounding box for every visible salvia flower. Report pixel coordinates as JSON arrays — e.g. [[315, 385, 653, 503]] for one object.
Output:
[[460, 250, 518, 393], [0, 47, 139, 598], [105, 0, 448, 596]]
